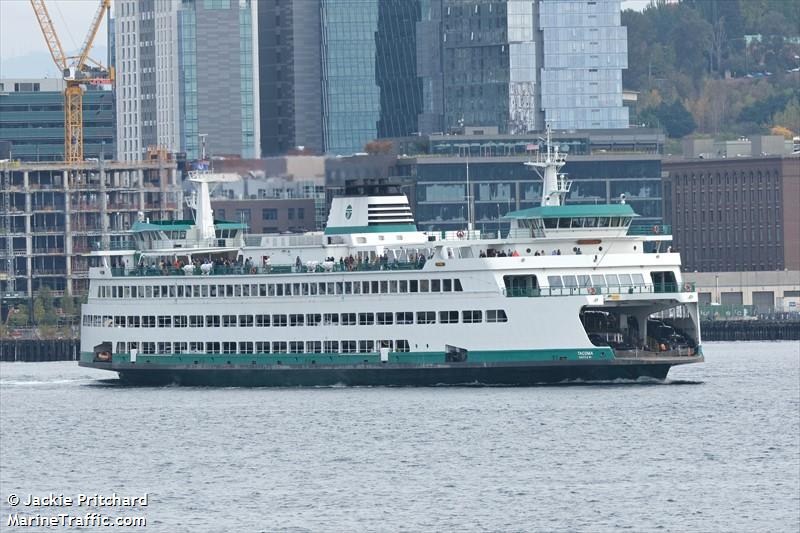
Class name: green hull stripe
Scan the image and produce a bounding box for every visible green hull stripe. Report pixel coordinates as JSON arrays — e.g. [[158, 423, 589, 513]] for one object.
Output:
[[81, 348, 613, 366], [324, 224, 417, 235]]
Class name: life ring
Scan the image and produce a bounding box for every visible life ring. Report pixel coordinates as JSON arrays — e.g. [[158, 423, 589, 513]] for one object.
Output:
[[652, 225, 660, 234], [587, 287, 596, 295], [456, 230, 465, 238], [683, 282, 692, 292]]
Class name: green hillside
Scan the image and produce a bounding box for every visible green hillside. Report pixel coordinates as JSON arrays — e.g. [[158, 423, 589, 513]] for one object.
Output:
[[623, 0, 800, 139]]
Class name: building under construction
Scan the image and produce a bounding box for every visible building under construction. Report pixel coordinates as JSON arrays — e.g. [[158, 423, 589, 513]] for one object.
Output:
[[1, 158, 182, 299]]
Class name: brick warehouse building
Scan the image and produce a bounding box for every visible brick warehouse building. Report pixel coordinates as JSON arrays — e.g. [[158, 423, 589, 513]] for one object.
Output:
[[662, 155, 799, 272]]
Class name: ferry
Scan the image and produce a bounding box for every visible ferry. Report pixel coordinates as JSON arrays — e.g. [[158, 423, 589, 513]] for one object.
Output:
[[79, 132, 703, 386]]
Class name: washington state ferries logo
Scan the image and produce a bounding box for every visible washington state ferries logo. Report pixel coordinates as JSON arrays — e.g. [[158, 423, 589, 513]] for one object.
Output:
[[345, 204, 353, 220]]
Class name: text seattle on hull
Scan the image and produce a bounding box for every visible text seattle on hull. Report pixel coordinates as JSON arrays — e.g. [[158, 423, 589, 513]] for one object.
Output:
[[79, 127, 703, 385]]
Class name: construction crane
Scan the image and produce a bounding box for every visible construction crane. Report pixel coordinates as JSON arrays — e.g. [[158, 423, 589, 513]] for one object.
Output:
[[30, 0, 114, 164]]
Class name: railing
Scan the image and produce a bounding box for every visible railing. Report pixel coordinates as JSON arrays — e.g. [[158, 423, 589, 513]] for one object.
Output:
[[627, 224, 672, 236], [110, 260, 426, 278], [505, 282, 695, 297]]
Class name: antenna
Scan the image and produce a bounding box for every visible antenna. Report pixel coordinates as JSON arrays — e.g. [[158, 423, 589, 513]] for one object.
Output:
[[524, 123, 569, 206]]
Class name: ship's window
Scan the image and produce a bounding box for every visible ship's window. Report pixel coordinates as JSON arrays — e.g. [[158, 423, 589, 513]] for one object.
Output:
[[290, 314, 304, 326], [239, 342, 253, 354], [209, 285, 217, 297], [359, 340, 374, 353], [272, 315, 287, 327], [443, 279, 452, 292], [353, 282, 361, 294], [142, 342, 156, 354], [290, 341, 304, 354], [309, 283, 318, 295], [396, 340, 410, 352], [324, 340, 339, 353], [432, 279, 441, 292], [454, 279, 463, 291], [276, 284, 285, 296], [233, 285, 241, 297], [115, 342, 125, 354], [255, 341, 270, 354], [189, 315, 202, 327], [396, 312, 413, 324], [256, 314, 270, 327], [420, 279, 429, 292], [158, 342, 172, 354], [341, 313, 357, 326], [127, 316, 140, 327], [268, 284, 276, 296], [563, 275, 578, 287], [259, 284, 267, 296], [169, 286, 176, 298], [578, 275, 591, 287], [242, 285, 250, 297], [307, 341, 322, 353], [378, 340, 393, 350], [359, 313, 375, 325], [222, 315, 236, 327], [377, 312, 393, 325], [124, 286, 131, 298], [605, 274, 619, 287], [222, 342, 236, 354], [417, 311, 436, 324], [372, 281, 380, 293], [151, 286, 159, 298], [591, 275, 606, 287], [487, 310, 508, 323], [341, 341, 357, 354], [410, 280, 419, 292], [463, 310, 482, 323], [177, 286, 184, 298], [174, 342, 187, 354], [205, 316, 220, 327], [193, 285, 201, 297], [361, 281, 370, 294], [389, 280, 398, 293], [272, 341, 287, 353], [380, 281, 388, 293], [174, 316, 187, 328], [239, 315, 253, 327], [225, 285, 233, 297], [439, 311, 459, 324], [158, 315, 171, 328], [618, 274, 632, 286], [598, 217, 610, 227], [548, 276, 563, 288], [399, 280, 408, 293], [142, 316, 156, 328], [294, 283, 301, 296], [103, 316, 113, 327], [128, 342, 139, 353], [190, 342, 203, 353], [302, 283, 310, 295], [306, 314, 321, 326], [114, 316, 126, 327], [632, 273, 645, 285], [323, 313, 339, 325], [336, 282, 344, 295]]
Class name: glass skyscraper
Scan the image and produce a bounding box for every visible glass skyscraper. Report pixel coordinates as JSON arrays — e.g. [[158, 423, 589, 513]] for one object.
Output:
[[539, 0, 629, 129]]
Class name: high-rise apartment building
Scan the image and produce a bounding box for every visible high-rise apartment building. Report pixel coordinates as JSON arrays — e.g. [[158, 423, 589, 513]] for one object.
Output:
[[258, 0, 629, 157], [258, 0, 421, 156], [115, 0, 259, 161], [539, 0, 629, 129]]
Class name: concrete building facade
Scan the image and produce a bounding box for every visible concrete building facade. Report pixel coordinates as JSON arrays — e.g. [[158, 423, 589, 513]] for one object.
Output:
[[115, 0, 259, 161], [0, 159, 182, 298], [662, 155, 800, 272], [0, 79, 115, 162]]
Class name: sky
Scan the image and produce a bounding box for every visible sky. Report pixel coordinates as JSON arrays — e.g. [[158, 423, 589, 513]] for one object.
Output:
[[0, 0, 652, 79], [0, 0, 109, 79]]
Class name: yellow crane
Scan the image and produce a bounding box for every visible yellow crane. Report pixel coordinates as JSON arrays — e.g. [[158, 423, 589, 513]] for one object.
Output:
[[29, 0, 114, 164]]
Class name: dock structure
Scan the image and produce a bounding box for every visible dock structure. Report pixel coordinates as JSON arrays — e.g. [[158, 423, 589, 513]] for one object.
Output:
[[0, 158, 182, 299]]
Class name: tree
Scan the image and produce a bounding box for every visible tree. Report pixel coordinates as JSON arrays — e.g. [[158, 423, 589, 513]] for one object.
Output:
[[7, 305, 29, 327], [641, 100, 697, 138], [772, 98, 800, 135], [60, 295, 76, 317], [33, 286, 58, 326]]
